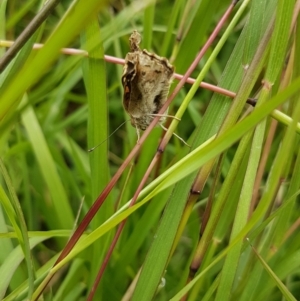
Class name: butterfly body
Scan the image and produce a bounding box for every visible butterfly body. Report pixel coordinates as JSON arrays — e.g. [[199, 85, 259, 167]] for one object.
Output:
[[122, 31, 174, 132]]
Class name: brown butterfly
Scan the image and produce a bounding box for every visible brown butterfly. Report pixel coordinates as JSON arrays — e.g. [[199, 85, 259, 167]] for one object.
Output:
[[121, 30, 174, 139]]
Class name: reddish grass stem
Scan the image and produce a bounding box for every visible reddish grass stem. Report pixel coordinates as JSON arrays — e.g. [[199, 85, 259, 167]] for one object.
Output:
[[16, 1, 242, 298], [0, 42, 246, 101], [86, 1, 239, 300]]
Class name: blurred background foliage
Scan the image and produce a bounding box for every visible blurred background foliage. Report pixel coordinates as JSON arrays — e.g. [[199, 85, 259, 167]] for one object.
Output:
[[0, 0, 300, 300]]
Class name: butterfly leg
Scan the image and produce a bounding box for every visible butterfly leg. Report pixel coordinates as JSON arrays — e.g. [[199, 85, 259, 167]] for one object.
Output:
[[159, 124, 190, 147]]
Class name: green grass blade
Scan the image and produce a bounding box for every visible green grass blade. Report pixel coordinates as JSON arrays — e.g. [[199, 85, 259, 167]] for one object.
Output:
[[250, 242, 298, 301], [21, 98, 74, 229], [81, 20, 112, 296], [0, 160, 35, 298], [0, 0, 109, 121]]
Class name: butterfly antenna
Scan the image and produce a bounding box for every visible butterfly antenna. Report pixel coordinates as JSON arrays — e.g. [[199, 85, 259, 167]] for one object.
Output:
[[88, 120, 129, 152]]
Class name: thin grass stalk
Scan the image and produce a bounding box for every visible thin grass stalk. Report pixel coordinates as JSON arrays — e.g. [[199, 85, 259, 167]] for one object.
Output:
[[251, 32, 296, 211], [1, 41, 300, 133], [134, 0, 252, 270], [0, 160, 35, 299], [87, 2, 241, 299], [241, 88, 300, 301], [250, 115, 279, 210], [0, 0, 109, 121], [159, 0, 242, 148], [31, 9, 233, 298], [2, 1, 300, 300], [169, 82, 300, 300], [34, 72, 300, 301], [215, 0, 295, 292], [0, 159, 35, 300], [189, 130, 253, 274], [131, 2, 257, 300], [249, 241, 298, 301], [171, 189, 300, 299], [29, 1, 244, 288], [271, 13, 300, 252], [1, 1, 298, 298], [176, 6, 271, 292], [0, 0, 60, 72], [242, 18, 299, 301], [180, 8, 275, 287]]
